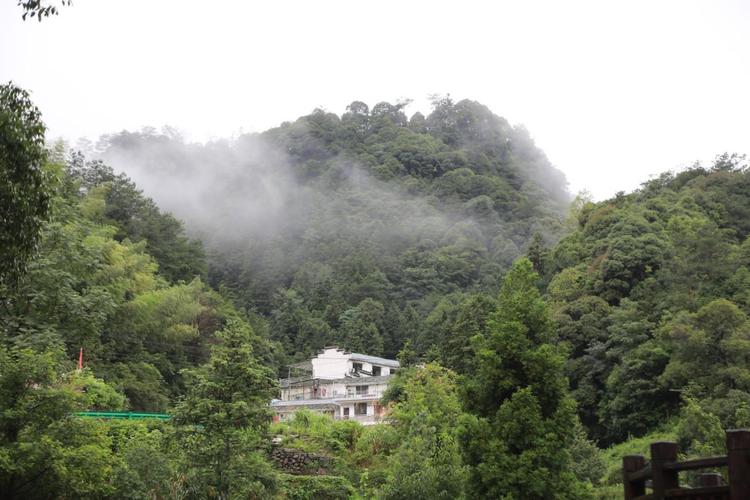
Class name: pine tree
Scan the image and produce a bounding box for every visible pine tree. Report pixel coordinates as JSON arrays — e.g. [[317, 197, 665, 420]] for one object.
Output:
[[172, 319, 278, 498], [462, 258, 591, 499]]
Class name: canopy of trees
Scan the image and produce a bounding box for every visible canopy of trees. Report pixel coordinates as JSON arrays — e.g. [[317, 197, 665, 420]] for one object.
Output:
[[94, 97, 571, 363], [3, 83, 749, 497]]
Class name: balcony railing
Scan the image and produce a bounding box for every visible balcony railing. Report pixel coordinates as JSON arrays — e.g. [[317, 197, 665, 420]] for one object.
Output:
[[285, 392, 382, 402], [335, 414, 383, 424]]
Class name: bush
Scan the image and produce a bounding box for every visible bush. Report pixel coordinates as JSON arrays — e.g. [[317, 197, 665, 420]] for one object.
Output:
[[279, 474, 355, 500]]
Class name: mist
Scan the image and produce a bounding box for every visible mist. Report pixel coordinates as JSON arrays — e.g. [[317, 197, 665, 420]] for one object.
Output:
[[96, 130, 307, 247], [93, 126, 513, 269]]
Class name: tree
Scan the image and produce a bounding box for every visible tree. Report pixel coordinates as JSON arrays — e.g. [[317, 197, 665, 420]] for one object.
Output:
[[18, 1, 71, 22], [172, 319, 278, 498], [336, 298, 385, 356], [525, 232, 548, 275], [462, 258, 590, 499], [0, 346, 122, 498], [423, 293, 496, 374], [659, 299, 750, 424], [599, 340, 676, 443], [67, 156, 207, 283], [378, 364, 469, 499], [0, 83, 52, 286]]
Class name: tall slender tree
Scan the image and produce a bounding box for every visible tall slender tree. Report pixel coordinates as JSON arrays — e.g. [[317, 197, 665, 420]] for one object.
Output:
[[462, 258, 591, 499], [172, 319, 278, 498], [0, 83, 52, 286]]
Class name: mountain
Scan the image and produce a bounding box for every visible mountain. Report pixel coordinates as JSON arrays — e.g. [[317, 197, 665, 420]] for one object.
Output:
[[96, 97, 572, 359], [541, 153, 750, 444]]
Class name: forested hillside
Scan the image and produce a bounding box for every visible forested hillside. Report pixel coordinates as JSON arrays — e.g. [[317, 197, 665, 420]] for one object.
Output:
[[5, 80, 750, 498], [1, 82, 285, 496], [96, 97, 571, 361], [540, 153, 750, 448]]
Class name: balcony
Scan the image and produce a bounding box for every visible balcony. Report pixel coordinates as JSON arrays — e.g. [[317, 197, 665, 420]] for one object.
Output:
[[335, 414, 383, 425]]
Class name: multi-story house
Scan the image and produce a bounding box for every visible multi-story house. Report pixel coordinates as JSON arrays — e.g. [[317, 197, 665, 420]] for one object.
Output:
[[271, 347, 400, 425]]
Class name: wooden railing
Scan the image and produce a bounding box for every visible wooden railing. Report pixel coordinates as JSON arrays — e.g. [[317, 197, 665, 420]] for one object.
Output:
[[623, 429, 750, 500]]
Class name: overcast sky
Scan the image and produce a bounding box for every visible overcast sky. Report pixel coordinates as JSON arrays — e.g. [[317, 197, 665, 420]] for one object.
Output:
[[1, 0, 748, 200]]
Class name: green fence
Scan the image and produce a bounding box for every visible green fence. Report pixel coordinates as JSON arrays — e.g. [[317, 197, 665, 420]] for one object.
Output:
[[75, 411, 171, 420]]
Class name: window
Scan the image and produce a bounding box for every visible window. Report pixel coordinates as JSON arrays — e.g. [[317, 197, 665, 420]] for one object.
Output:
[[372, 366, 381, 376], [354, 402, 367, 415], [352, 362, 363, 372], [356, 385, 369, 396]]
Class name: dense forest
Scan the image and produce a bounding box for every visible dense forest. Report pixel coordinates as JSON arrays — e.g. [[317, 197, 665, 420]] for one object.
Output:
[[2, 81, 749, 498], [93, 97, 571, 361]]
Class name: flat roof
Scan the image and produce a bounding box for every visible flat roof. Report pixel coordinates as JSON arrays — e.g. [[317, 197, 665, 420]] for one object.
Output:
[[280, 375, 394, 387], [349, 352, 400, 368], [271, 399, 341, 408]]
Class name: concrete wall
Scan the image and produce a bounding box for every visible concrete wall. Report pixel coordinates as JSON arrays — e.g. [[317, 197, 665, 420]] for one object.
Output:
[[311, 348, 350, 379], [310, 348, 395, 379]]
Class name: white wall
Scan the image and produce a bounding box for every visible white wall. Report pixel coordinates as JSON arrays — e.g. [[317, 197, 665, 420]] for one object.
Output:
[[311, 348, 351, 379]]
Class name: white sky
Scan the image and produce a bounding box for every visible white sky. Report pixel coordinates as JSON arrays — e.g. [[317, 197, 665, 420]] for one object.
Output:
[[1, 0, 749, 200]]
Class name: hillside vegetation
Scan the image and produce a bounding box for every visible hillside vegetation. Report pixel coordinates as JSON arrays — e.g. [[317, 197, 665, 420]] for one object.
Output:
[[3, 82, 749, 498], [543, 153, 750, 446], [97, 97, 570, 360]]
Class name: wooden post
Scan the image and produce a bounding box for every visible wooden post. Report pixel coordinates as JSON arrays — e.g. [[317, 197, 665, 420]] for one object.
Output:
[[698, 472, 723, 487], [623, 454, 646, 500], [727, 429, 750, 500], [650, 441, 679, 499]]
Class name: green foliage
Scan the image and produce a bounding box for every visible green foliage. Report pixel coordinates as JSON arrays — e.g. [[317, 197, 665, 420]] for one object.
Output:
[[271, 409, 362, 456], [107, 419, 176, 499], [172, 319, 278, 498], [569, 421, 606, 486], [422, 293, 497, 374], [1, 164, 260, 411], [462, 258, 590, 499], [599, 340, 676, 442], [0, 82, 52, 285], [7, 85, 750, 498], [545, 158, 750, 444], [67, 368, 128, 410], [378, 364, 469, 499], [98, 97, 571, 360], [0, 151, 288, 497], [67, 154, 207, 283], [279, 474, 355, 500], [660, 300, 750, 412], [0, 346, 123, 498], [595, 425, 677, 490], [464, 259, 563, 417], [675, 397, 724, 457]]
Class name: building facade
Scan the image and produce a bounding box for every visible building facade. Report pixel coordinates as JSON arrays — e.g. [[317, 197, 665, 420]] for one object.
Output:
[[271, 347, 399, 425]]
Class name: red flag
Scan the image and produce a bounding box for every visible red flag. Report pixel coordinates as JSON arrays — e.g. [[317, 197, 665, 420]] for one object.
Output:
[[78, 348, 83, 370]]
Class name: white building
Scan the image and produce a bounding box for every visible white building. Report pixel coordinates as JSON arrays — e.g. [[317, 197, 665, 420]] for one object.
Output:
[[271, 347, 400, 425]]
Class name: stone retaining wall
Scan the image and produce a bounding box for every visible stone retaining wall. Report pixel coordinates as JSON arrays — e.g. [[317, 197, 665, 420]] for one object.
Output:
[[270, 447, 334, 475]]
